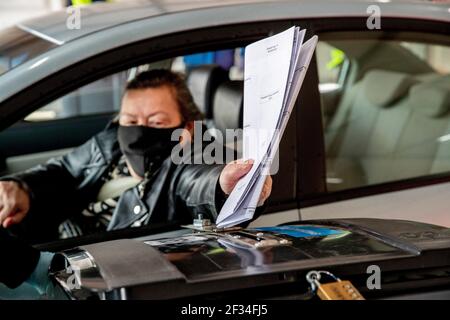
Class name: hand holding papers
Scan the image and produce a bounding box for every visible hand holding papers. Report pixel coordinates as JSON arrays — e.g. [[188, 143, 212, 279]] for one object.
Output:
[[216, 26, 318, 228]]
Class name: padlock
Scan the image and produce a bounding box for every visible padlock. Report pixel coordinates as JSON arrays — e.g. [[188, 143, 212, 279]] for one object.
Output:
[[306, 270, 365, 300]]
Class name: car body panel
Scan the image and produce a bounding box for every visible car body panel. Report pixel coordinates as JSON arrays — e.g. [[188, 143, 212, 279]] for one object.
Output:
[[17, 0, 273, 44], [302, 182, 450, 228], [18, 0, 450, 45], [1, 0, 450, 103]]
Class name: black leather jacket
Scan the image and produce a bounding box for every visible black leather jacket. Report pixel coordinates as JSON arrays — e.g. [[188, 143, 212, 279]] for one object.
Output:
[[4, 125, 229, 242]]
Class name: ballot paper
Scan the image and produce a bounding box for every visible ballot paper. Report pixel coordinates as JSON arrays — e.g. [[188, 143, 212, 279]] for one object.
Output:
[[216, 26, 318, 228]]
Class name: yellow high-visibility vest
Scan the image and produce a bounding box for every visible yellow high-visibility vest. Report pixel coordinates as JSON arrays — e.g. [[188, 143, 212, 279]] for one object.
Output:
[[72, 0, 112, 6], [71, 0, 93, 6]]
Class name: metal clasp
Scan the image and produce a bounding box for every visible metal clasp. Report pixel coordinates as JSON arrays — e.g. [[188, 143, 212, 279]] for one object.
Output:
[[306, 270, 340, 293]]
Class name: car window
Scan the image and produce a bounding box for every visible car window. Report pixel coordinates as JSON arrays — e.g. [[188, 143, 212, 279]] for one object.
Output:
[[25, 71, 130, 122], [316, 42, 349, 126], [2, 46, 246, 241], [25, 48, 245, 122], [317, 42, 347, 88], [0, 27, 57, 77], [172, 48, 244, 80], [319, 34, 450, 192]]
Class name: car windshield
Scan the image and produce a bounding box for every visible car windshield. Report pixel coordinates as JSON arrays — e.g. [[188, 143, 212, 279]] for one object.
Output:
[[0, 26, 56, 77]]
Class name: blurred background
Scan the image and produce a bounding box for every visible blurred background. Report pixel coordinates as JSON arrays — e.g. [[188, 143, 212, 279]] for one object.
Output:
[[0, 0, 131, 30]]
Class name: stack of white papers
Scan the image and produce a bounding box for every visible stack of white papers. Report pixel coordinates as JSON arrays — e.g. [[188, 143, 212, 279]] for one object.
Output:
[[216, 26, 318, 228]]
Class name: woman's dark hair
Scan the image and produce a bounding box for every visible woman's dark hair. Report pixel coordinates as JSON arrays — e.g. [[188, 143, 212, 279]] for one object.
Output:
[[125, 69, 204, 121]]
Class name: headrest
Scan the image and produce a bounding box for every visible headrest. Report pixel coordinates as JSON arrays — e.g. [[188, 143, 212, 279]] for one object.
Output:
[[213, 81, 243, 135], [186, 65, 229, 118], [409, 76, 450, 118], [363, 69, 415, 108]]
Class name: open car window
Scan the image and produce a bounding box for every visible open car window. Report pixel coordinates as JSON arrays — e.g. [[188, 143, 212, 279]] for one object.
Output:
[[1, 47, 247, 243]]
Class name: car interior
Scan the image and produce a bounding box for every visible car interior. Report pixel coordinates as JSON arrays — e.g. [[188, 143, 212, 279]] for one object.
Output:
[[323, 37, 450, 192], [0, 57, 243, 178]]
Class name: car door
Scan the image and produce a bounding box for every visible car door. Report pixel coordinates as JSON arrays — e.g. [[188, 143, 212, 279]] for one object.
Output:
[[0, 20, 313, 248]]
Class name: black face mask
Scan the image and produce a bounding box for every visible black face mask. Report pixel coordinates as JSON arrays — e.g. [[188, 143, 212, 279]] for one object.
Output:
[[117, 124, 185, 178]]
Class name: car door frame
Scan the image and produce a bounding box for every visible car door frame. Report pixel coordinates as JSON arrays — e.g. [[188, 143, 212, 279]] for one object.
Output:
[[0, 19, 322, 250]]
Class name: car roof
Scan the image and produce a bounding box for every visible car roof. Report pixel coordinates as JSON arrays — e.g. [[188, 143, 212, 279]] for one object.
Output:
[[17, 0, 450, 45], [1, 0, 449, 105], [17, 0, 275, 44]]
